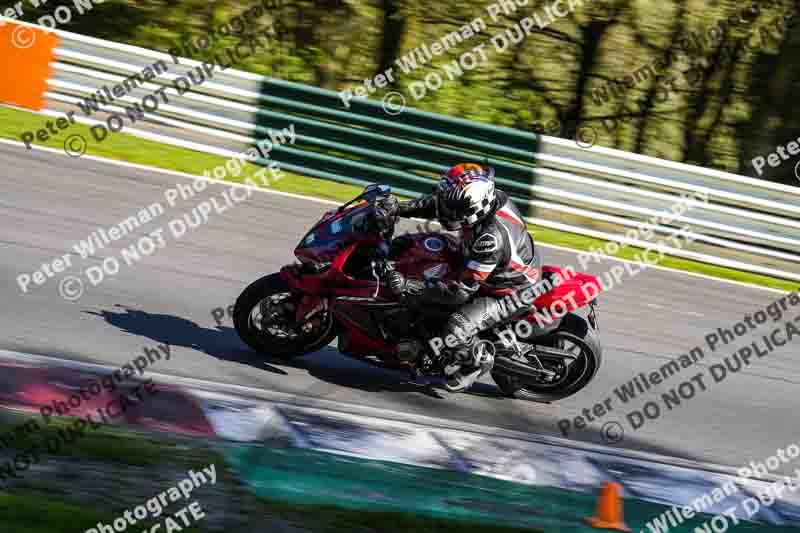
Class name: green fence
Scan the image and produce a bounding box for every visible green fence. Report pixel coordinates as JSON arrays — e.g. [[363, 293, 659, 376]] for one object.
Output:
[[254, 78, 541, 203], [45, 28, 800, 280]]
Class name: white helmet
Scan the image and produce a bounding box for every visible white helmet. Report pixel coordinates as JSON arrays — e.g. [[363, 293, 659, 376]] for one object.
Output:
[[436, 163, 496, 230]]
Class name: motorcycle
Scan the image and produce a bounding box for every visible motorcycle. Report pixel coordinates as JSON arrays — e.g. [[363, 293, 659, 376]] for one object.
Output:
[[233, 184, 603, 402]]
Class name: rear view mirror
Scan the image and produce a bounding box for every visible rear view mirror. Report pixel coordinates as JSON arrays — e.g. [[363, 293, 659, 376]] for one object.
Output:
[[363, 184, 391, 196]]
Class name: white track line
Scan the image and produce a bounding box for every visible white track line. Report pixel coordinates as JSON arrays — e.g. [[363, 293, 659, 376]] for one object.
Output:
[[0, 137, 792, 295]]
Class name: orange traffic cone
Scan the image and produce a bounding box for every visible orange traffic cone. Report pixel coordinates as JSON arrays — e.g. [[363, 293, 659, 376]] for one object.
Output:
[[583, 482, 631, 531]]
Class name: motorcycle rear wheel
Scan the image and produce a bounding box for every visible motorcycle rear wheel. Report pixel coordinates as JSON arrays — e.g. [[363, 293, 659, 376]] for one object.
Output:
[[233, 273, 337, 359], [491, 313, 601, 402]]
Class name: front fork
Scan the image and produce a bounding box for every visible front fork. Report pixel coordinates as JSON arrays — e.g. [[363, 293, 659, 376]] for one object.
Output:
[[588, 299, 599, 331], [280, 265, 328, 324], [294, 294, 328, 324]]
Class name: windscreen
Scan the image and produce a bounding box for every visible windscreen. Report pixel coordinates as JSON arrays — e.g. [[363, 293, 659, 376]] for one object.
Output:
[[296, 203, 369, 250]]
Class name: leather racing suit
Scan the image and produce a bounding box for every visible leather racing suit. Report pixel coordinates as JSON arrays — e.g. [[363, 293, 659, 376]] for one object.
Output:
[[394, 190, 542, 349]]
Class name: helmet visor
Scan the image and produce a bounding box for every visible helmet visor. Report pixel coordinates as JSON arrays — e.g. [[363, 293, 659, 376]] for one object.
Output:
[[437, 192, 469, 229]]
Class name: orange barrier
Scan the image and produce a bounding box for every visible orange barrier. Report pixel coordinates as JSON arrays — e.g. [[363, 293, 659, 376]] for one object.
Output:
[[0, 22, 58, 110], [584, 482, 631, 531]]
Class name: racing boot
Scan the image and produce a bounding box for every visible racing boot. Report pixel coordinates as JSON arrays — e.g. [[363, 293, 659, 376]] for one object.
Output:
[[444, 340, 495, 393]]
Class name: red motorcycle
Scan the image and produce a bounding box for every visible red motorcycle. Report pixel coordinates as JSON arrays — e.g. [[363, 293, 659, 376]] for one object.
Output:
[[234, 185, 603, 402]]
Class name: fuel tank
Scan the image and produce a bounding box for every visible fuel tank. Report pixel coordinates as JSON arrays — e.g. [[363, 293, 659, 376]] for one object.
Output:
[[390, 233, 461, 282]]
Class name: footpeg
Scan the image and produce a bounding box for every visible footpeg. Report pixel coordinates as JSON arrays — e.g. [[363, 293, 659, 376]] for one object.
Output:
[[397, 340, 420, 361], [472, 340, 496, 371]]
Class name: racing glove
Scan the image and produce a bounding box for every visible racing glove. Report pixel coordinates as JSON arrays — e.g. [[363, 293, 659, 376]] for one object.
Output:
[[375, 196, 399, 217], [358, 204, 394, 235], [385, 270, 424, 297]]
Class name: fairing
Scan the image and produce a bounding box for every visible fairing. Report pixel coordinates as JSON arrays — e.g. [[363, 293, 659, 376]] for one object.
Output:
[[284, 207, 600, 360]]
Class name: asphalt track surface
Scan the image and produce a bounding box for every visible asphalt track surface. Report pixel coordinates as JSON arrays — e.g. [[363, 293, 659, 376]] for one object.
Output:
[[2, 142, 798, 475]]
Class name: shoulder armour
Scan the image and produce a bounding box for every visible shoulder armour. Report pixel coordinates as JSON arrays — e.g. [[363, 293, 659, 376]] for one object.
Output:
[[472, 232, 499, 254]]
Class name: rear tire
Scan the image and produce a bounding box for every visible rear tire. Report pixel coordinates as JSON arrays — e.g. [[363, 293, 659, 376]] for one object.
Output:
[[233, 273, 337, 359], [492, 313, 601, 402]]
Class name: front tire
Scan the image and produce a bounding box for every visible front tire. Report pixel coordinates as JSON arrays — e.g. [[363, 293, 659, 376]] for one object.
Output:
[[492, 313, 601, 402], [233, 273, 337, 359]]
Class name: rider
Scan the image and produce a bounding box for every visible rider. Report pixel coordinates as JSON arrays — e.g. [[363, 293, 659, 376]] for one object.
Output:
[[379, 163, 541, 392]]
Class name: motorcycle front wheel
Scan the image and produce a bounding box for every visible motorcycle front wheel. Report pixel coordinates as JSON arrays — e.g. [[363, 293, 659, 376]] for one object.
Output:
[[233, 273, 337, 359]]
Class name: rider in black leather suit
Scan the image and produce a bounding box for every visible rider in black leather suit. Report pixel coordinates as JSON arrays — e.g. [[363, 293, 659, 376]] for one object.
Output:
[[381, 163, 542, 392]]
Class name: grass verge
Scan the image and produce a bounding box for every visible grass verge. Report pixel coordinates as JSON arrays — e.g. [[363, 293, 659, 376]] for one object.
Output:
[[1, 488, 541, 533], [2, 105, 795, 292], [253, 498, 544, 533], [0, 492, 115, 533], [0, 412, 541, 533], [0, 412, 218, 470]]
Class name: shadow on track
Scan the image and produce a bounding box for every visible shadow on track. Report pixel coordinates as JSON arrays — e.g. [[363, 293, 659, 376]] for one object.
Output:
[[84, 304, 504, 401], [2, 303, 701, 463], [84, 304, 288, 375]]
